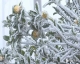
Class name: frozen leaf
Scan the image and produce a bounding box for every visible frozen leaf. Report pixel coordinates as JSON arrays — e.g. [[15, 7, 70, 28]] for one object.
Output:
[[21, 17, 26, 23], [57, 57, 60, 62], [43, 1, 54, 7], [42, 57, 46, 61], [48, 17, 56, 26], [30, 46, 36, 51], [71, 28, 76, 35], [56, 45, 58, 49], [42, 23, 50, 28], [48, 32, 55, 36], [57, 24, 64, 32], [53, 12, 57, 15], [36, 60, 39, 64], [20, 59, 24, 64], [6, 16, 9, 20], [35, 2, 39, 13], [19, 2, 21, 6], [76, 55, 80, 59], [9, 14, 15, 18], [3, 35, 9, 41], [30, 50, 33, 56], [29, 10, 37, 16], [21, 50, 25, 55], [28, 57, 30, 64], [22, 10, 25, 15], [59, 17, 64, 21]]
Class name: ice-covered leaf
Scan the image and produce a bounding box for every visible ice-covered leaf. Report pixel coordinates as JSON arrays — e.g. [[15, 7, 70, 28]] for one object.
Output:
[[21, 17, 26, 23], [35, 2, 40, 13], [53, 12, 57, 15], [19, 2, 21, 6], [57, 57, 60, 62], [3, 35, 9, 41], [21, 50, 25, 55], [57, 24, 64, 32], [28, 57, 30, 64], [43, 1, 54, 7], [71, 28, 76, 35], [76, 55, 80, 60], [42, 57, 46, 61], [9, 14, 15, 18], [19, 59, 24, 64], [30, 46, 36, 51], [36, 60, 39, 64], [42, 23, 50, 28], [29, 10, 37, 16], [30, 50, 33, 56]]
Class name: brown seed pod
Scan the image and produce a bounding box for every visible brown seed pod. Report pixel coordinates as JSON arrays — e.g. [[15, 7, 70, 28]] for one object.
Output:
[[0, 55, 4, 62], [42, 11, 48, 19], [13, 5, 21, 14], [32, 30, 39, 40], [74, 19, 78, 24]]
